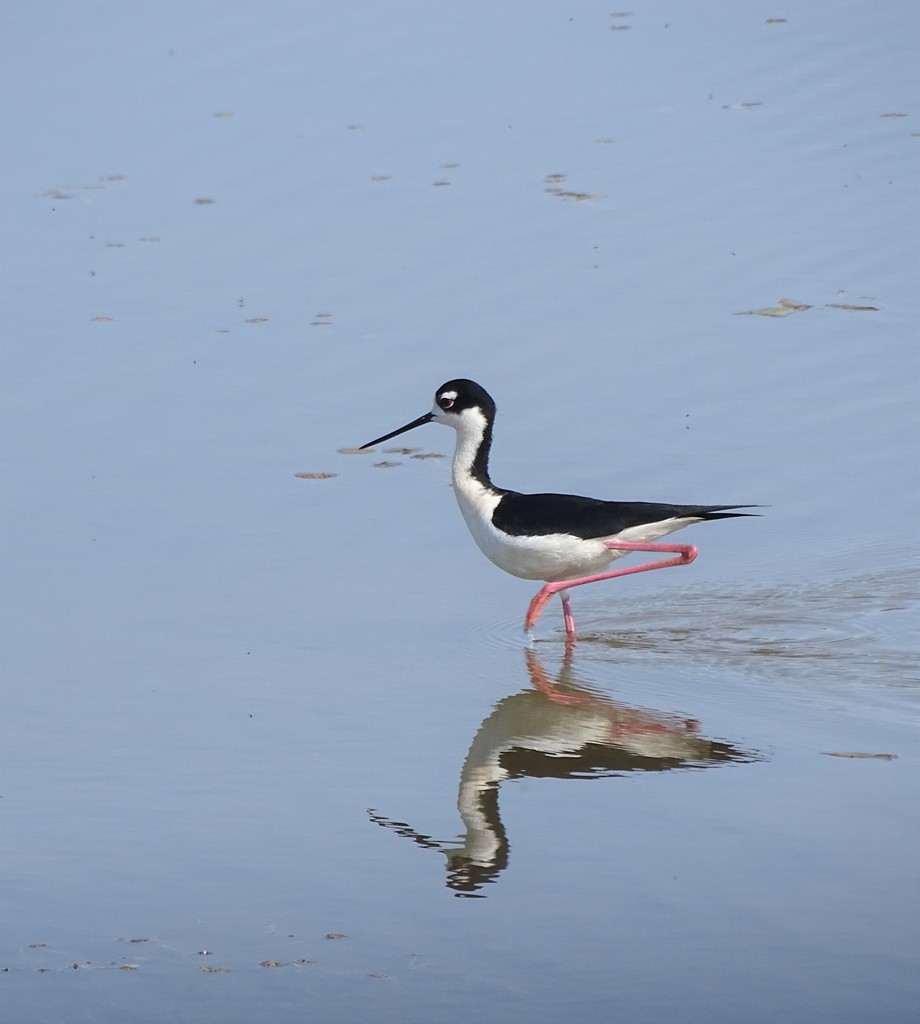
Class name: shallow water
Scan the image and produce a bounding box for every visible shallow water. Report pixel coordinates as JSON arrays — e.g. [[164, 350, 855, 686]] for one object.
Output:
[[2, 2, 918, 1022]]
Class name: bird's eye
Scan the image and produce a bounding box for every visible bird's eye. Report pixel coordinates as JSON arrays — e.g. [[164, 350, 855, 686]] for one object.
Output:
[[438, 395, 455, 409]]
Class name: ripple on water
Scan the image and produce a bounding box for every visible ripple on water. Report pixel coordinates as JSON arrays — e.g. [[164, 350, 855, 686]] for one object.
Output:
[[469, 565, 920, 704]]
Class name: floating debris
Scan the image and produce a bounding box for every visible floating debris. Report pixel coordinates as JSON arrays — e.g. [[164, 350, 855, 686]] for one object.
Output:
[[193, 197, 216, 205], [432, 179, 451, 186], [735, 298, 812, 317], [373, 462, 401, 469], [260, 960, 288, 968], [370, 174, 391, 181], [880, 112, 908, 118], [337, 447, 372, 455], [198, 965, 232, 973], [325, 933, 346, 940], [765, 17, 787, 24], [825, 303, 879, 311], [295, 472, 337, 480], [545, 173, 567, 184], [39, 174, 124, 200], [213, 110, 234, 118], [90, 315, 114, 322], [547, 190, 603, 201], [410, 452, 444, 460], [382, 446, 421, 455], [822, 751, 898, 760]]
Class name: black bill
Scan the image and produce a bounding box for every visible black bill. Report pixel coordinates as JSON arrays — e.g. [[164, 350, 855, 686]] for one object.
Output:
[[360, 411, 434, 450]]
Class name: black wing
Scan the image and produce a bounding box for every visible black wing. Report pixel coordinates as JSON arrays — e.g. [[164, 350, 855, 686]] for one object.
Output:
[[492, 492, 759, 540]]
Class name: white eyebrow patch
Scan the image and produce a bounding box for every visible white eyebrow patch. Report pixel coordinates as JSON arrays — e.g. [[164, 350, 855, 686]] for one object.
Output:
[[440, 390, 458, 401]]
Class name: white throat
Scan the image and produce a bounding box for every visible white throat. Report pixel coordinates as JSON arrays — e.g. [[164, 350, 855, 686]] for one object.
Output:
[[443, 407, 505, 561], [448, 407, 490, 488]]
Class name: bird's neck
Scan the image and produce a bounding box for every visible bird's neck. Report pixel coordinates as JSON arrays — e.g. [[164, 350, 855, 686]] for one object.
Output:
[[451, 410, 497, 494]]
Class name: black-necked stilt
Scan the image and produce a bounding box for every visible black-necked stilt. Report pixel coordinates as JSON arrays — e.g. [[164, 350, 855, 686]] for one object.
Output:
[[360, 379, 757, 637]]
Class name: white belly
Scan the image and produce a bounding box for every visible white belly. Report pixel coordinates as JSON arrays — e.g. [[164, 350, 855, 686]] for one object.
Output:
[[477, 527, 617, 582]]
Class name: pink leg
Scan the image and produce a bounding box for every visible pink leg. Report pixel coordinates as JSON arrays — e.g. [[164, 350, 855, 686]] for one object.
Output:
[[524, 541, 698, 634], [560, 591, 576, 637]]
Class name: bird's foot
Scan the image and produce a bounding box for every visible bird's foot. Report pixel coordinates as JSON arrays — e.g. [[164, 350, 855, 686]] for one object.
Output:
[[524, 585, 553, 633], [524, 582, 575, 636]]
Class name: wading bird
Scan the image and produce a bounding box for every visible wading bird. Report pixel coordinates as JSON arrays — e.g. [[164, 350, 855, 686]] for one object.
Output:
[[361, 379, 756, 637]]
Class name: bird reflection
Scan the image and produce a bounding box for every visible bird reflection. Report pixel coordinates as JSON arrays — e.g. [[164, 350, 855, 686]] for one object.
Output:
[[369, 645, 758, 897]]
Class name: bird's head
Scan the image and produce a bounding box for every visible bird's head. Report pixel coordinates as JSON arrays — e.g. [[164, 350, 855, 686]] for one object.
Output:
[[360, 379, 496, 449]]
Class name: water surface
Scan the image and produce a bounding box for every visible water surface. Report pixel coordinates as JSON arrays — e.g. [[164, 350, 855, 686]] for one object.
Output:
[[2, 2, 918, 1021]]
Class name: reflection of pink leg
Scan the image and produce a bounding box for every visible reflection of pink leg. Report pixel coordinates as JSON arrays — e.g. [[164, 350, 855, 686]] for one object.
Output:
[[524, 541, 698, 634], [525, 646, 592, 706]]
